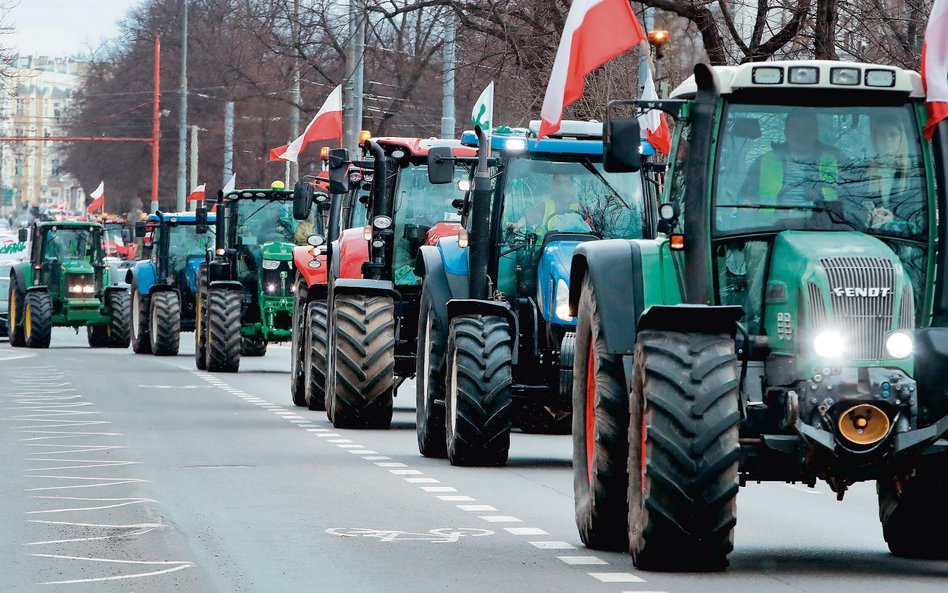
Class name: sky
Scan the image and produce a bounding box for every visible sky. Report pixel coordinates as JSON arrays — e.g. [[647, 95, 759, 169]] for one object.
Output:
[[5, 0, 141, 58]]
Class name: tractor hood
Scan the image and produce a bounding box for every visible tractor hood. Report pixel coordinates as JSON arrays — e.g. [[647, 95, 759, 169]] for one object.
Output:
[[764, 231, 913, 368], [538, 233, 598, 326], [260, 241, 295, 261], [61, 260, 95, 275]]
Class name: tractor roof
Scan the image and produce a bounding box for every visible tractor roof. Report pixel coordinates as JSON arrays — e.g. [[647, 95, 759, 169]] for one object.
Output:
[[460, 119, 656, 157], [36, 220, 101, 230], [374, 137, 477, 158], [670, 60, 923, 99], [146, 211, 216, 223], [223, 188, 294, 201]]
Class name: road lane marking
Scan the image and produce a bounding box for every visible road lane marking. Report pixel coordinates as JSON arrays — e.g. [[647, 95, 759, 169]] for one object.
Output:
[[589, 573, 646, 583], [327, 438, 352, 443], [505, 527, 549, 535], [27, 497, 156, 514], [421, 486, 457, 492], [404, 477, 439, 484], [479, 515, 522, 523], [457, 505, 496, 512], [376, 462, 407, 467], [557, 556, 608, 565], [361, 455, 391, 461], [390, 469, 423, 475], [348, 449, 378, 454], [437, 495, 474, 501], [529, 541, 575, 549]]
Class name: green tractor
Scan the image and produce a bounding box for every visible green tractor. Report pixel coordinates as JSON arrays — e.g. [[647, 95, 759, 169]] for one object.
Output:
[[572, 61, 948, 569], [8, 220, 130, 348], [195, 183, 303, 372]]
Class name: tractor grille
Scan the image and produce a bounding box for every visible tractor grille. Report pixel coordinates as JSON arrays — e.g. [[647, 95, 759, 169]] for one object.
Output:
[[261, 261, 292, 296], [899, 285, 915, 330], [820, 257, 895, 360], [806, 282, 827, 327], [66, 273, 94, 296]]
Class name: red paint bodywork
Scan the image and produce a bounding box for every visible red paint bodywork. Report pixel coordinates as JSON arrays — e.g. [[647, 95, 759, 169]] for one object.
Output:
[[293, 245, 328, 288], [424, 222, 462, 245], [337, 227, 370, 279]]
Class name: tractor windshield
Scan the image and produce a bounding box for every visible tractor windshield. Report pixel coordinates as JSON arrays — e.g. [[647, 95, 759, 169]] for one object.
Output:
[[42, 227, 100, 263], [235, 198, 298, 245], [166, 223, 215, 274], [713, 104, 928, 239]]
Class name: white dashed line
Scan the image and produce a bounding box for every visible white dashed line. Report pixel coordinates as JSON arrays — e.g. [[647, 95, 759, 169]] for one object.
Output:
[[437, 495, 473, 501], [529, 541, 575, 549], [505, 527, 549, 536], [375, 462, 407, 468], [479, 515, 522, 523], [457, 505, 496, 512], [362, 456, 391, 461], [389, 469, 423, 475], [588, 573, 646, 583], [421, 486, 457, 493], [348, 449, 378, 455], [557, 556, 609, 566], [404, 477, 439, 484]]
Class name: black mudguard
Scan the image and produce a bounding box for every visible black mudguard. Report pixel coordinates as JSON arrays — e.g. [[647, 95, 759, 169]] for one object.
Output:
[[418, 245, 468, 331], [332, 278, 398, 300], [569, 239, 646, 356], [11, 262, 29, 294], [447, 298, 519, 365], [637, 304, 743, 337], [916, 327, 948, 427], [208, 280, 243, 292]]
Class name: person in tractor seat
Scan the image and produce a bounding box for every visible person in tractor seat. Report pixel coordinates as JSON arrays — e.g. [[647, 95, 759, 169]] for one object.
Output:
[[257, 207, 296, 244], [523, 172, 589, 236]]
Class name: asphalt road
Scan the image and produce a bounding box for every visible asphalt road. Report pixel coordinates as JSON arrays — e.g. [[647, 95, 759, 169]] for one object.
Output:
[[1, 328, 947, 592]]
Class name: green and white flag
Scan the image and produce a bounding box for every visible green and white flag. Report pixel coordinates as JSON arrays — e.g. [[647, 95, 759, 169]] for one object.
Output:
[[471, 81, 494, 140]]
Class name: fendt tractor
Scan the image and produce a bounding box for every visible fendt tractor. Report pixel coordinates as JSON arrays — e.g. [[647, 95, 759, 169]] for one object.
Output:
[[420, 121, 658, 464], [8, 220, 131, 348], [307, 137, 473, 428], [127, 210, 215, 355], [195, 183, 306, 372], [571, 61, 948, 570]]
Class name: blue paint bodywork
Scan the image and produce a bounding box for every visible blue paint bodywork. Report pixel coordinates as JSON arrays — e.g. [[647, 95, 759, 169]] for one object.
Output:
[[130, 211, 214, 296], [537, 238, 590, 327], [438, 235, 469, 277]]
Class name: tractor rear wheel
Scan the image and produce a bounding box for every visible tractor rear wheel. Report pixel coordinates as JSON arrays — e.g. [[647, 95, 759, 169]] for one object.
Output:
[[416, 283, 447, 457], [327, 294, 395, 429], [572, 275, 629, 551], [24, 290, 52, 348], [194, 267, 208, 370], [306, 300, 328, 411], [444, 315, 513, 467], [879, 472, 948, 558], [8, 278, 25, 347], [628, 330, 740, 571], [241, 337, 267, 357], [206, 288, 241, 372], [106, 291, 131, 348], [130, 280, 151, 354], [149, 291, 181, 355], [290, 281, 308, 406]]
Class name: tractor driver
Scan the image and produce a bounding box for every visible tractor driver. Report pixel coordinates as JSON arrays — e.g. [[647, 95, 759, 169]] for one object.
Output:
[[520, 172, 590, 236]]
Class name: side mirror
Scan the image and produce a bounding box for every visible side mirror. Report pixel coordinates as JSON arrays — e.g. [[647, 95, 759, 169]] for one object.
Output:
[[427, 146, 455, 184], [135, 221, 147, 238], [121, 228, 131, 243], [195, 206, 208, 234], [18, 227, 28, 242], [657, 202, 680, 234], [307, 234, 325, 247], [293, 181, 314, 220], [328, 148, 350, 195], [603, 116, 642, 173]]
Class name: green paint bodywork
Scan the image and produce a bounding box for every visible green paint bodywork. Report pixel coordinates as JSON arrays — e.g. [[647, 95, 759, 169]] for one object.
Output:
[[245, 240, 295, 342]]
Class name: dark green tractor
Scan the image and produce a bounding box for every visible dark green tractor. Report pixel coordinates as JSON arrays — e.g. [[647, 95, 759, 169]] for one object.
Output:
[[572, 61, 948, 569], [8, 220, 130, 348]]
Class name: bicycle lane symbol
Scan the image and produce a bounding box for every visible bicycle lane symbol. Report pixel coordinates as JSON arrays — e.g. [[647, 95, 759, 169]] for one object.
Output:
[[326, 528, 494, 543]]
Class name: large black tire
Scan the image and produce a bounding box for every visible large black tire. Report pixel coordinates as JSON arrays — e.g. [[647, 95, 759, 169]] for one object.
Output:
[[149, 291, 181, 356], [24, 290, 52, 348], [878, 472, 948, 558], [326, 294, 395, 429], [628, 330, 740, 571], [130, 281, 151, 354], [8, 277, 25, 347], [290, 280, 308, 407], [572, 275, 630, 551], [106, 291, 131, 348], [206, 288, 241, 373], [87, 324, 109, 347], [194, 267, 208, 370], [416, 283, 448, 457], [240, 336, 267, 357], [444, 315, 513, 467], [306, 300, 328, 411]]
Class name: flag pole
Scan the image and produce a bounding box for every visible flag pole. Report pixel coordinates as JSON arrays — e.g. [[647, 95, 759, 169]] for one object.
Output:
[[151, 36, 161, 214]]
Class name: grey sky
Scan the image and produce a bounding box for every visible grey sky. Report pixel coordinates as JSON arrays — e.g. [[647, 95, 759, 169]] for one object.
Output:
[[7, 0, 142, 58]]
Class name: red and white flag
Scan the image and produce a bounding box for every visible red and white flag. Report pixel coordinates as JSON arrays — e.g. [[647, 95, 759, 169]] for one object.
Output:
[[538, 0, 645, 140], [187, 183, 206, 202], [638, 63, 671, 155], [923, 0, 948, 138], [270, 85, 343, 162], [86, 181, 104, 213]]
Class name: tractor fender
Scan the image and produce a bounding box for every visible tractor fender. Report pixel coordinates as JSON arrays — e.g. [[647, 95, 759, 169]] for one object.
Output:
[[569, 239, 648, 355], [105, 285, 128, 296], [915, 327, 948, 427], [446, 298, 519, 365], [26, 284, 49, 293], [129, 260, 157, 295], [208, 280, 243, 292], [337, 227, 369, 280], [10, 262, 30, 294], [418, 243, 469, 329], [332, 278, 398, 300], [637, 304, 743, 337], [293, 244, 328, 289]]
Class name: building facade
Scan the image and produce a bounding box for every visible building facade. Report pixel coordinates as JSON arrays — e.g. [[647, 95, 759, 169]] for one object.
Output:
[[0, 55, 87, 217]]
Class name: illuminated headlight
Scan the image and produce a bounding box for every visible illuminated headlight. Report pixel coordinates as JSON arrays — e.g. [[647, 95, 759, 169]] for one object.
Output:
[[505, 138, 527, 151], [885, 331, 913, 359], [373, 216, 392, 229], [266, 283, 277, 293], [69, 285, 82, 293], [372, 240, 384, 248], [290, 284, 297, 293], [813, 331, 846, 358], [308, 259, 321, 269], [262, 259, 280, 270], [554, 279, 572, 321], [83, 285, 94, 294], [457, 179, 471, 192]]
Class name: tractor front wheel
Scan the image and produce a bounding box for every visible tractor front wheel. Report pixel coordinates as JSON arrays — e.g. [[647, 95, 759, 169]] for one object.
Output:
[[879, 472, 948, 558], [24, 290, 52, 348], [130, 281, 151, 354], [206, 288, 241, 373], [416, 283, 448, 458], [327, 294, 395, 428], [241, 337, 267, 357], [628, 330, 740, 571], [8, 278, 25, 347], [149, 291, 181, 355], [106, 291, 131, 348], [306, 300, 328, 411], [444, 315, 513, 467], [194, 267, 208, 370], [290, 281, 308, 406]]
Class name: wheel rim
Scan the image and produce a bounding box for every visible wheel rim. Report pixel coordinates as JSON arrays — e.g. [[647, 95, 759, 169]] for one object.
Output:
[[585, 340, 596, 484], [448, 347, 458, 438], [131, 292, 139, 338], [150, 299, 159, 340], [24, 302, 31, 340], [422, 310, 433, 415], [10, 289, 16, 326]]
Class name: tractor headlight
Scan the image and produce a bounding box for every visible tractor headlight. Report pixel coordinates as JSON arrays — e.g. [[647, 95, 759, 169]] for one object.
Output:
[[885, 331, 913, 359], [554, 279, 572, 321], [813, 331, 846, 358], [82, 285, 94, 294], [69, 284, 82, 293], [373, 215, 392, 230], [266, 283, 277, 293], [262, 259, 280, 270]]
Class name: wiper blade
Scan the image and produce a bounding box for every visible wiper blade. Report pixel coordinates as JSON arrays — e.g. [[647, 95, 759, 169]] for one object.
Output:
[[581, 158, 630, 210]]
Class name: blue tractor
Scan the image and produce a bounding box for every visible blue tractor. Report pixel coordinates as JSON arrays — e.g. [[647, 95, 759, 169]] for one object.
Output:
[[416, 121, 660, 464], [127, 210, 214, 355]]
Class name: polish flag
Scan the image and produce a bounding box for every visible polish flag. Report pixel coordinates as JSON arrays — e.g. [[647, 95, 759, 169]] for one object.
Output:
[[86, 181, 104, 213], [638, 63, 671, 155], [923, 0, 948, 138], [187, 183, 206, 202], [270, 85, 343, 162], [538, 0, 645, 140]]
